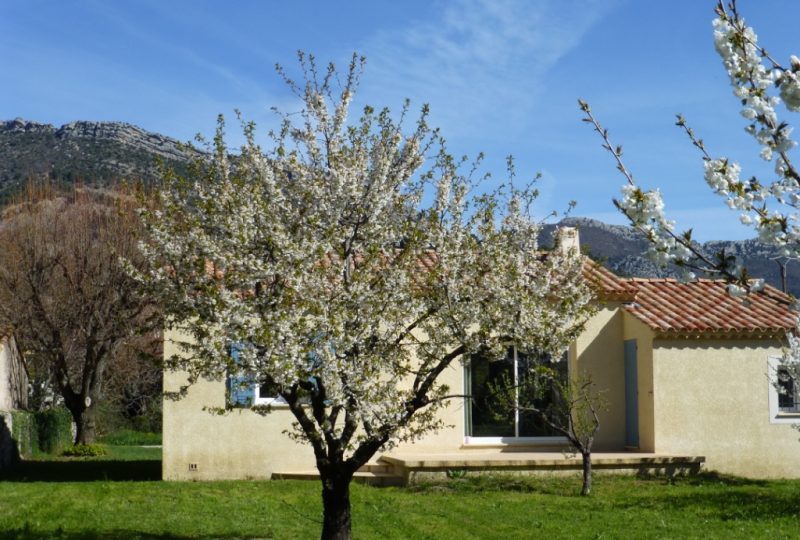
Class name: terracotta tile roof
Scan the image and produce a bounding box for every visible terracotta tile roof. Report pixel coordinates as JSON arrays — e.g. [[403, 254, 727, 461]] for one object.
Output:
[[622, 278, 796, 338], [582, 259, 638, 301]]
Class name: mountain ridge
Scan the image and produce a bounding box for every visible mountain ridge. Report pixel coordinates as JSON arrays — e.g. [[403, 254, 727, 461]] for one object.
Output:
[[0, 118, 198, 201], [539, 217, 799, 296], [3, 118, 796, 294]]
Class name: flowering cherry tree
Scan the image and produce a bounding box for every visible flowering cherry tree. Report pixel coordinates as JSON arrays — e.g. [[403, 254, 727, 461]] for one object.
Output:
[[580, 1, 800, 416], [138, 53, 594, 540]]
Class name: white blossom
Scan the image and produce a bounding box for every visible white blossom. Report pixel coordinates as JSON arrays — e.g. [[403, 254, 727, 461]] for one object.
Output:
[[727, 283, 747, 297], [780, 57, 800, 112], [140, 54, 595, 496]]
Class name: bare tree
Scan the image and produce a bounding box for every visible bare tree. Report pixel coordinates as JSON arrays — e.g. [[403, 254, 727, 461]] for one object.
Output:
[[100, 330, 163, 433], [0, 183, 160, 444], [490, 358, 604, 496]]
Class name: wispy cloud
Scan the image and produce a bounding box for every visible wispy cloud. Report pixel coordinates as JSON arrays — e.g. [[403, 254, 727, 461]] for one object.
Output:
[[85, 0, 269, 100], [360, 0, 617, 139]]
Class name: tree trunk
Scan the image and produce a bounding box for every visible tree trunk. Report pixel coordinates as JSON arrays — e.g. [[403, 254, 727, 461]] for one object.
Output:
[[580, 450, 592, 496], [320, 471, 353, 540], [71, 403, 97, 445]]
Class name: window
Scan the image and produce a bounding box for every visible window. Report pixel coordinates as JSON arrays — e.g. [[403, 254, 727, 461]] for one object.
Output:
[[465, 347, 568, 444], [227, 373, 288, 407], [226, 342, 287, 407], [767, 356, 800, 423], [778, 367, 800, 413]]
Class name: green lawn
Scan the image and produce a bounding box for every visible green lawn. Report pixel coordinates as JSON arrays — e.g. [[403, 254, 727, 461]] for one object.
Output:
[[97, 430, 162, 446], [1, 454, 799, 539]]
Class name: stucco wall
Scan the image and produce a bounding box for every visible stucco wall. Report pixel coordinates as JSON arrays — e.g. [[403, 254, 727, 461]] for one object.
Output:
[[652, 339, 800, 478], [162, 330, 466, 481], [164, 309, 800, 480], [164, 304, 641, 480], [622, 314, 655, 452], [0, 336, 27, 411], [572, 304, 626, 450]]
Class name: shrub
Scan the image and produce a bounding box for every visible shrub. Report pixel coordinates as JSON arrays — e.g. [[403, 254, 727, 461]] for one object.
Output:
[[96, 397, 162, 438], [62, 444, 107, 457], [34, 408, 73, 454], [5, 408, 74, 457], [8, 410, 36, 456]]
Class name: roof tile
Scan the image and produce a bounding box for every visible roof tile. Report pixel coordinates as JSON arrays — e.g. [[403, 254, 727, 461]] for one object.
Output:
[[622, 278, 796, 337]]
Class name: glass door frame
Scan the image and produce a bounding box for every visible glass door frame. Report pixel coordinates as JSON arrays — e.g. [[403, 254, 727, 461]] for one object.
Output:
[[463, 346, 569, 446]]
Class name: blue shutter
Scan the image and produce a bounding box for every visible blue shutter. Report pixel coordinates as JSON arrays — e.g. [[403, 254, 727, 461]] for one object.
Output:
[[227, 343, 256, 407], [624, 339, 639, 448]]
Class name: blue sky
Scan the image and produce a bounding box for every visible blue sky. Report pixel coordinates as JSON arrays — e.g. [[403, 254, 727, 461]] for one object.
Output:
[[3, 0, 800, 240]]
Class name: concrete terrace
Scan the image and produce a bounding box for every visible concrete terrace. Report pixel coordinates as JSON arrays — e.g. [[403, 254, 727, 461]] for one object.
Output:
[[272, 451, 705, 486]]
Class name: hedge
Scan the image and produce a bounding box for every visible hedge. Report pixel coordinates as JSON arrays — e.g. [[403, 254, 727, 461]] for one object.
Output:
[[8, 410, 36, 456], [7, 408, 73, 456], [34, 408, 73, 454]]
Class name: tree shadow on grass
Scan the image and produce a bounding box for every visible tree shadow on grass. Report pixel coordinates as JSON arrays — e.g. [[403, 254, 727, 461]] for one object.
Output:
[[635, 470, 770, 488], [0, 459, 160, 482], [404, 473, 581, 496], [640, 488, 800, 521], [618, 472, 800, 521]]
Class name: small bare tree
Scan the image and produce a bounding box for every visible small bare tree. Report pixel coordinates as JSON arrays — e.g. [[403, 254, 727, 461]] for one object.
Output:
[[0, 183, 160, 444], [490, 360, 604, 496]]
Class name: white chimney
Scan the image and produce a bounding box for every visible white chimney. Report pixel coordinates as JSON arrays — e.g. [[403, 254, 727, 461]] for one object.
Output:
[[556, 226, 580, 255]]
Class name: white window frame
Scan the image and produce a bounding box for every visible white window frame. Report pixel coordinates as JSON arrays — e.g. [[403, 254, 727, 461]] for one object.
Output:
[[464, 346, 568, 446], [253, 382, 288, 406], [463, 435, 568, 446], [767, 356, 800, 423]]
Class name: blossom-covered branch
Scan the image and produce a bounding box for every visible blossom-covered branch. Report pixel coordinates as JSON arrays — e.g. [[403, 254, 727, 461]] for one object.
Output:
[[577, 0, 800, 296]]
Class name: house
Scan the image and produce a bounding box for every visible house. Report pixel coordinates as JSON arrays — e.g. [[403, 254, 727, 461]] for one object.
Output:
[[0, 335, 26, 411], [1, 334, 28, 470], [162, 229, 800, 481]]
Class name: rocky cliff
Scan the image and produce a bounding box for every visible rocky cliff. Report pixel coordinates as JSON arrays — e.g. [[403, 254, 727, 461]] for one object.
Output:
[[0, 118, 197, 202]]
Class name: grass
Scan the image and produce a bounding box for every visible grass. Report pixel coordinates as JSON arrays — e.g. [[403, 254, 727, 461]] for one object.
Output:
[[1, 456, 799, 539], [97, 430, 162, 446]]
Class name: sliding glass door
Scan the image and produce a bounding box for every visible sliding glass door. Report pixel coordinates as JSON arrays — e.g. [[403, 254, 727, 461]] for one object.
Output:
[[465, 348, 567, 441]]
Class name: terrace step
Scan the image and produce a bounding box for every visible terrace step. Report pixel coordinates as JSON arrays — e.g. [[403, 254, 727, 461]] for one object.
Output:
[[380, 452, 705, 475], [272, 469, 404, 486], [358, 461, 395, 474]]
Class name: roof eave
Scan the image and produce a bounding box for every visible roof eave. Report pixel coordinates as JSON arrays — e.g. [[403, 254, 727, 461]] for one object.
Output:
[[653, 328, 790, 340]]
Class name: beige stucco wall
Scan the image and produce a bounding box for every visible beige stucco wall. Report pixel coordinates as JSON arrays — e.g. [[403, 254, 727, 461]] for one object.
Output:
[[163, 369, 310, 481], [162, 329, 466, 481], [0, 336, 27, 411], [571, 304, 626, 450], [622, 314, 656, 452], [652, 339, 800, 478]]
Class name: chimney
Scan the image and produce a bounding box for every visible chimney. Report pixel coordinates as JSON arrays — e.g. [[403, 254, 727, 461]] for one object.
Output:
[[556, 226, 580, 255]]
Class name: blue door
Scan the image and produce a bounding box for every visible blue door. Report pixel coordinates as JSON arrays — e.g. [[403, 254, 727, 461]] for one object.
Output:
[[624, 339, 639, 448]]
